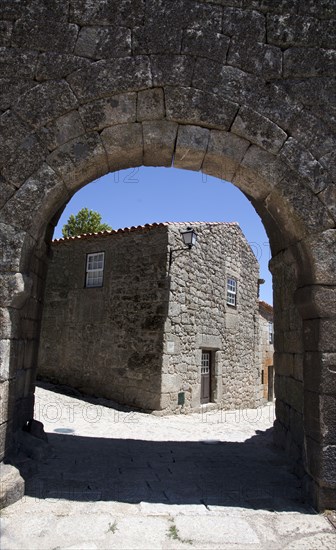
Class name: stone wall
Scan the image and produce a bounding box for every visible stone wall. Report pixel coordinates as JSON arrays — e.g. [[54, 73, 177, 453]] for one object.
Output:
[[162, 222, 262, 412], [0, 0, 335, 510], [271, 249, 305, 472], [38, 226, 169, 410]]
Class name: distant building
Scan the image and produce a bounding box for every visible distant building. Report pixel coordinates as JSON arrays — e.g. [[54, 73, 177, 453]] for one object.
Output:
[[258, 301, 274, 401], [38, 222, 273, 413]]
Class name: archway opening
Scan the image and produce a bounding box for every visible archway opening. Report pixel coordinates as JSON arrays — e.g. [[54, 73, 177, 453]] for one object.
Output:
[[2, 118, 333, 515], [11, 164, 306, 514], [38, 166, 274, 411]]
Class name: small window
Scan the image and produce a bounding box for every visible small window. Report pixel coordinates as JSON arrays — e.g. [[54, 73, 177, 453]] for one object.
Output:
[[269, 321, 274, 344], [227, 277, 237, 307], [201, 351, 210, 375], [86, 252, 104, 288]]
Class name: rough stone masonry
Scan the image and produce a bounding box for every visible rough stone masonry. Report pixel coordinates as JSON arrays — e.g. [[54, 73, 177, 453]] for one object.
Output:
[[38, 222, 264, 414], [0, 0, 335, 511]]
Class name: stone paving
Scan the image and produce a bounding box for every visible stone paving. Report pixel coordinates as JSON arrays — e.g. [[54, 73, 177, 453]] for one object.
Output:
[[1, 383, 335, 549]]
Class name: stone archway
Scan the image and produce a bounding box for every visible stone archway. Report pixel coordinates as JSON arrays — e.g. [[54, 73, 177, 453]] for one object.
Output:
[[0, 0, 335, 511]]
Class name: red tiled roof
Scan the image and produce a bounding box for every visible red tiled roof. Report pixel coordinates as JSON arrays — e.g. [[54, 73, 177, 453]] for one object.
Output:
[[53, 221, 240, 244], [259, 300, 273, 313]]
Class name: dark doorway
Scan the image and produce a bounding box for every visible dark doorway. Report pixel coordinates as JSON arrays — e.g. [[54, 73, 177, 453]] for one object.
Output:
[[201, 350, 211, 404]]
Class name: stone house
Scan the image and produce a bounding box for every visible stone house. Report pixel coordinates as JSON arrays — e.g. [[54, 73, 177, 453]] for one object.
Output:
[[38, 221, 272, 413]]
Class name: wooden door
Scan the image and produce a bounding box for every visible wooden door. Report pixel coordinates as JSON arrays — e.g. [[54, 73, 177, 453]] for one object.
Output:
[[201, 351, 211, 404]]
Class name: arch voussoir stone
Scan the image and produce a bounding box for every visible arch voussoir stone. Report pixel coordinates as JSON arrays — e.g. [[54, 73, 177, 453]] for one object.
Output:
[[296, 230, 336, 286], [230, 106, 288, 155], [37, 110, 86, 152], [143, 120, 178, 166], [193, 58, 265, 104], [0, 223, 36, 274], [286, 108, 336, 160], [164, 86, 239, 131], [264, 177, 335, 249], [13, 80, 78, 129], [0, 111, 32, 171], [228, 38, 282, 80], [1, 134, 49, 190], [0, 163, 70, 241], [79, 93, 137, 132], [174, 124, 210, 171], [202, 129, 250, 183], [232, 145, 288, 201], [0, 0, 335, 512], [101, 122, 143, 172], [279, 137, 332, 195], [47, 132, 109, 191], [137, 88, 165, 121]]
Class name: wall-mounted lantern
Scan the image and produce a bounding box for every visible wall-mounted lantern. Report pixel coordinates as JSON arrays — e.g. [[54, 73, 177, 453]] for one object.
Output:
[[257, 278, 265, 298], [169, 227, 198, 271], [181, 227, 197, 249]]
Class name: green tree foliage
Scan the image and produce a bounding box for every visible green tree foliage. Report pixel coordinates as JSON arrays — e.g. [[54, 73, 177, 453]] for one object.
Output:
[[62, 208, 112, 238]]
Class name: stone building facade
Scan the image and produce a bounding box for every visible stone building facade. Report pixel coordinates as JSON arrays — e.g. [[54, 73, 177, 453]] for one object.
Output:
[[38, 222, 265, 413]]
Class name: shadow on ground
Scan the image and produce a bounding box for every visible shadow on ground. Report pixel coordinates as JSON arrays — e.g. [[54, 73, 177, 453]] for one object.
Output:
[[36, 379, 144, 413], [13, 427, 307, 513]]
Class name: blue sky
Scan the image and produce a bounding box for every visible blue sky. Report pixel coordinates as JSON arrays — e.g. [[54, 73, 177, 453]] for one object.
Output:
[[55, 167, 273, 304]]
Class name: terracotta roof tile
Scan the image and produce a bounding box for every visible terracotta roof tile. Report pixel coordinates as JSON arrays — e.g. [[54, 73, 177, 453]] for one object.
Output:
[[53, 221, 239, 244], [259, 300, 273, 313]]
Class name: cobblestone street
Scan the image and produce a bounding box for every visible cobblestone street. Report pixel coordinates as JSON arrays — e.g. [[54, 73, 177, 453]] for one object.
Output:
[[1, 383, 335, 549]]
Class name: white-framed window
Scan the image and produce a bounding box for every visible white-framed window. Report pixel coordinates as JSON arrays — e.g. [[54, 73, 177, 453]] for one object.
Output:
[[269, 321, 274, 344], [227, 277, 237, 307], [85, 252, 104, 288]]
